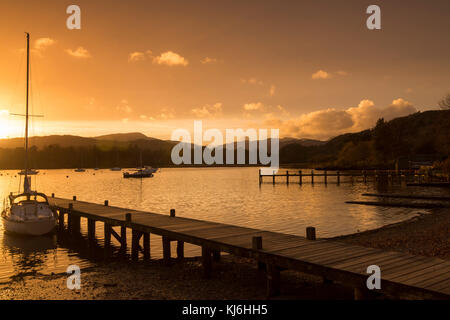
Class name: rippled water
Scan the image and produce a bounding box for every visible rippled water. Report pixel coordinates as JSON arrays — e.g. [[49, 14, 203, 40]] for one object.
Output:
[[1, 167, 448, 282]]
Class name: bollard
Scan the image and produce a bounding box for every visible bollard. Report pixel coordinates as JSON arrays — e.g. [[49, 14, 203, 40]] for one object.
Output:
[[306, 227, 316, 240]]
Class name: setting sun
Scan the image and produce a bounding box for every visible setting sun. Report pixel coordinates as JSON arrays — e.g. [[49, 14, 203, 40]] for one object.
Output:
[[0, 110, 11, 138]]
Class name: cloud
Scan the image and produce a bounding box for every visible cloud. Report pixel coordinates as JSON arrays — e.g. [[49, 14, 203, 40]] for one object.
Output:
[[191, 103, 223, 118], [241, 78, 264, 85], [269, 85, 276, 97], [312, 70, 332, 80], [243, 102, 264, 111], [116, 99, 133, 113], [128, 52, 146, 62], [34, 38, 55, 51], [201, 57, 219, 64], [263, 98, 417, 139], [153, 51, 188, 66], [65, 47, 91, 58], [128, 50, 153, 62], [312, 70, 348, 80], [141, 108, 176, 121]]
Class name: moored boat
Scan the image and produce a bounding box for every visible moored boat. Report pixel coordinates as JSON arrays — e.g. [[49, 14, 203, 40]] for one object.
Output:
[[1, 33, 56, 236], [123, 167, 154, 178]]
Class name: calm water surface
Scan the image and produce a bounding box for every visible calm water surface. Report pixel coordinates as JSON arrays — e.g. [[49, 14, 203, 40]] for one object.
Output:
[[1, 167, 448, 282]]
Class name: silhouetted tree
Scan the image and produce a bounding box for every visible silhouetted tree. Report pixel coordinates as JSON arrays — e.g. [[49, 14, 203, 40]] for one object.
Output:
[[438, 93, 450, 110]]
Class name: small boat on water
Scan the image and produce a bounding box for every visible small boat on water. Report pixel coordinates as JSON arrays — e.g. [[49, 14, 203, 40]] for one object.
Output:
[[110, 167, 122, 171], [123, 150, 157, 178], [74, 168, 86, 172], [1, 33, 56, 236], [2, 181, 56, 236], [123, 167, 154, 178]]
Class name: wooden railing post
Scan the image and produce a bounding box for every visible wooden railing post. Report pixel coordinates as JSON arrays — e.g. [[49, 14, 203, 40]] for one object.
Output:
[[306, 227, 316, 240]]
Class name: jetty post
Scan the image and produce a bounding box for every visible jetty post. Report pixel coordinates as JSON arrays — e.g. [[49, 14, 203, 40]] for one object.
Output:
[[252, 236, 265, 270], [286, 171, 289, 184], [306, 226, 316, 240], [170, 209, 185, 260], [311, 170, 314, 184], [299, 170, 302, 184], [132, 230, 142, 261], [337, 171, 340, 185], [104, 223, 112, 258], [162, 236, 171, 265], [143, 233, 150, 260], [58, 210, 65, 230], [202, 246, 212, 278], [88, 218, 95, 241], [324, 170, 327, 184]]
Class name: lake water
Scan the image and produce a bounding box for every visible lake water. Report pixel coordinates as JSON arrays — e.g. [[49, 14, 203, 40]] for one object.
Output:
[[1, 167, 448, 282]]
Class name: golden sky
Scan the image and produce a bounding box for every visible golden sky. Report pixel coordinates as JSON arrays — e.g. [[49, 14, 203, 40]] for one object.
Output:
[[0, 0, 449, 140]]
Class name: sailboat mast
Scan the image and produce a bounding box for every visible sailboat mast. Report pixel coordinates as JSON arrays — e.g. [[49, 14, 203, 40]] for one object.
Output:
[[24, 32, 30, 184]]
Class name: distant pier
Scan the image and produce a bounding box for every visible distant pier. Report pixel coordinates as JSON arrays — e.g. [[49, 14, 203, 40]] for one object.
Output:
[[259, 169, 431, 185]]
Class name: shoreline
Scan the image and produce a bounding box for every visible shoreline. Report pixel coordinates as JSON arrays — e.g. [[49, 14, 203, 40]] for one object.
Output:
[[0, 208, 448, 300]]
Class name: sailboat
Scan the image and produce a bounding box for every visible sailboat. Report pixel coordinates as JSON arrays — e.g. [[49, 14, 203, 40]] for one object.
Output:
[[18, 169, 39, 175], [74, 154, 86, 172], [110, 148, 121, 171], [1, 33, 56, 236], [123, 149, 154, 178]]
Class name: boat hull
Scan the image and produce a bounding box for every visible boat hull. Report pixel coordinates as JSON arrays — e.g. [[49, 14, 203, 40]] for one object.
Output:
[[1, 216, 56, 236], [123, 172, 153, 178]]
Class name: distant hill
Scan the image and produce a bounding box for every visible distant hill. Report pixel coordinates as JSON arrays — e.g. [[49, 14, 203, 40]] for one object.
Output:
[[280, 110, 450, 169], [95, 132, 155, 142], [0, 110, 448, 169], [279, 137, 325, 148], [0, 133, 174, 150]]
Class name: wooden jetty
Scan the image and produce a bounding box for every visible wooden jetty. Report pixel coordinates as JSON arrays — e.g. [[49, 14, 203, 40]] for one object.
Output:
[[259, 169, 426, 185], [48, 195, 450, 299]]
